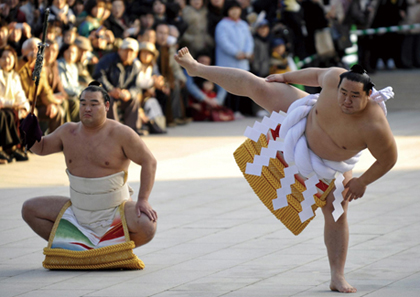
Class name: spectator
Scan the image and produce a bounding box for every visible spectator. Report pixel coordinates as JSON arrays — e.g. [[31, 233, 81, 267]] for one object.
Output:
[[166, 2, 188, 38], [74, 35, 96, 87], [251, 19, 271, 78], [237, 0, 255, 21], [103, 0, 140, 39], [7, 22, 32, 57], [78, 0, 106, 37], [155, 23, 187, 126], [19, 0, 42, 30], [138, 28, 156, 44], [215, 0, 254, 118], [185, 50, 230, 121], [93, 37, 143, 134], [2, 0, 26, 24], [48, 0, 76, 31], [62, 27, 77, 45], [153, 0, 167, 23], [269, 38, 291, 75], [88, 26, 115, 59], [0, 26, 8, 51], [0, 46, 29, 163], [400, 0, 420, 68], [57, 43, 82, 122], [72, 0, 85, 26], [207, 0, 225, 38], [43, 39, 72, 122], [136, 41, 167, 134], [17, 38, 65, 134], [139, 6, 156, 30], [371, 0, 408, 70], [180, 0, 214, 57]]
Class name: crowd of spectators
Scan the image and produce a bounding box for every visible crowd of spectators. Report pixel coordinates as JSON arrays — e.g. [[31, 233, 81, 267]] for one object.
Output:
[[1, 0, 419, 165]]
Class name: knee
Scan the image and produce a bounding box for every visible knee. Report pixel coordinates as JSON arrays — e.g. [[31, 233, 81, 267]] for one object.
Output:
[[21, 198, 36, 223], [132, 215, 157, 247]]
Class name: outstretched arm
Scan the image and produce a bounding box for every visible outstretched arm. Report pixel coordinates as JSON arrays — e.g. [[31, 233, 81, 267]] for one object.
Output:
[[174, 47, 308, 113], [121, 127, 157, 222]]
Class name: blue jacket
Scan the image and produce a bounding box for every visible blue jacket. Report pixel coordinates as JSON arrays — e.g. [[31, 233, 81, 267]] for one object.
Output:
[[215, 17, 254, 70]]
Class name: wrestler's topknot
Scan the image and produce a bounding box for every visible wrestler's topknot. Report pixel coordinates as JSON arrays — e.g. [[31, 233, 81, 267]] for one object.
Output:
[[79, 81, 111, 103], [338, 64, 375, 95]]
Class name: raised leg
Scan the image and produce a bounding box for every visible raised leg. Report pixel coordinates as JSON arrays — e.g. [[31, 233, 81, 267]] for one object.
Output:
[[21, 196, 70, 241], [124, 201, 157, 248], [174, 47, 309, 113], [322, 170, 357, 293]]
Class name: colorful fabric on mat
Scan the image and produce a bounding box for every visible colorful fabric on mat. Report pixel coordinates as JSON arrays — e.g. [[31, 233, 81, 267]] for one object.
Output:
[[50, 203, 127, 251]]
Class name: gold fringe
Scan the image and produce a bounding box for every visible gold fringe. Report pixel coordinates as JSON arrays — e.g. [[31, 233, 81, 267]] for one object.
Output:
[[233, 136, 334, 235], [43, 201, 145, 270]]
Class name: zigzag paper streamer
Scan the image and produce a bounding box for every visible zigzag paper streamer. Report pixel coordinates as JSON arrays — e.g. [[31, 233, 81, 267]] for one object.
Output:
[[332, 173, 345, 222]]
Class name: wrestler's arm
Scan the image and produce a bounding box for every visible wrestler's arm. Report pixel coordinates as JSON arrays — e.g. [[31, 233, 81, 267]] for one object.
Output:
[[344, 118, 398, 201], [120, 127, 158, 221], [30, 123, 67, 155]]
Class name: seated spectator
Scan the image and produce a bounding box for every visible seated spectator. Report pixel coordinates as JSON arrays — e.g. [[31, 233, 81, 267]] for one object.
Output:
[[74, 35, 96, 87], [269, 38, 291, 75], [2, 0, 27, 24], [7, 22, 32, 57], [57, 43, 82, 122], [93, 38, 143, 134], [18, 0, 42, 30], [48, 0, 76, 31], [155, 23, 188, 126], [137, 28, 156, 44], [78, 0, 106, 37], [0, 26, 8, 51], [62, 27, 77, 45], [44, 39, 73, 122], [185, 50, 231, 121], [0, 46, 29, 164], [179, 0, 214, 57], [72, 0, 85, 26], [17, 38, 65, 134], [136, 41, 167, 134], [88, 26, 115, 59], [103, 0, 140, 40]]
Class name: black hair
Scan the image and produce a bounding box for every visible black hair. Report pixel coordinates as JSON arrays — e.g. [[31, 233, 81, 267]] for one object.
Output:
[[223, 0, 241, 17], [80, 81, 111, 103], [338, 64, 375, 95]]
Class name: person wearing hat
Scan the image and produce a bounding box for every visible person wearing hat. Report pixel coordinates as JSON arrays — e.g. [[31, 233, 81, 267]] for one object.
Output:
[[93, 37, 144, 134], [269, 37, 291, 75], [214, 0, 254, 119], [136, 42, 167, 134], [74, 35, 96, 87], [251, 19, 270, 78]]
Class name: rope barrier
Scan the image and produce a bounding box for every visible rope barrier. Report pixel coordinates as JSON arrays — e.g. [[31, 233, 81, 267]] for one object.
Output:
[[294, 23, 420, 68]]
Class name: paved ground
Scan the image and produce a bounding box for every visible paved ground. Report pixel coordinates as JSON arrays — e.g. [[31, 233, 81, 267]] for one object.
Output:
[[1, 69, 420, 297]]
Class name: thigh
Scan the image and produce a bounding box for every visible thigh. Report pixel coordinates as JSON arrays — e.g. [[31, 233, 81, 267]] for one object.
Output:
[[22, 196, 70, 222]]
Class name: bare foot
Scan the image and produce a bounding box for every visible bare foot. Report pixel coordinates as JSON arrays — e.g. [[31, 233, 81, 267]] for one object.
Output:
[[330, 275, 357, 293], [174, 47, 199, 77]]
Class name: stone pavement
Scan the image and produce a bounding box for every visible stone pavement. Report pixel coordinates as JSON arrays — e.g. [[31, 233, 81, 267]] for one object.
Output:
[[1, 70, 420, 297]]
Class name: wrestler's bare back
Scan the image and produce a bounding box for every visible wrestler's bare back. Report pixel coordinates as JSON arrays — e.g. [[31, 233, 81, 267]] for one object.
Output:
[[59, 120, 132, 178]]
